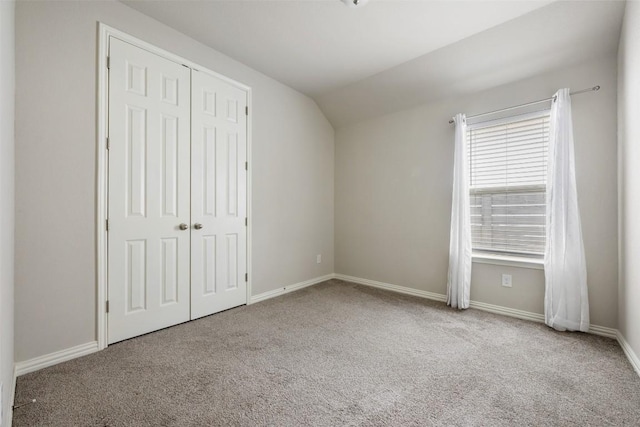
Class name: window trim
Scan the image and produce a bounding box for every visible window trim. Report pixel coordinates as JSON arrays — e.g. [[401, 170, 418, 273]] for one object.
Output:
[[467, 109, 550, 262], [472, 252, 544, 270], [466, 109, 551, 130]]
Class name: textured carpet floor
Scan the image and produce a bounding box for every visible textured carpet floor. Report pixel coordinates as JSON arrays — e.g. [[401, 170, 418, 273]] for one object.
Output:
[[13, 279, 640, 426]]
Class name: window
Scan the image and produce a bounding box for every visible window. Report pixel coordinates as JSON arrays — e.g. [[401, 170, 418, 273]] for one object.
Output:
[[467, 112, 549, 259]]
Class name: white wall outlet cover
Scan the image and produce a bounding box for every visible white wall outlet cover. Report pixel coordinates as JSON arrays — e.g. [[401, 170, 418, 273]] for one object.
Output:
[[316, 254, 322, 264], [501, 274, 513, 287]]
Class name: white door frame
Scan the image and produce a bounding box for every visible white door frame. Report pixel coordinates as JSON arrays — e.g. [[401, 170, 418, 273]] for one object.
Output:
[[97, 23, 253, 350]]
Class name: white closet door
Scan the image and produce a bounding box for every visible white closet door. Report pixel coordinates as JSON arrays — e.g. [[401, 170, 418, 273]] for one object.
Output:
[[191, 70, 248, 319], [108, 38, 191, 343]]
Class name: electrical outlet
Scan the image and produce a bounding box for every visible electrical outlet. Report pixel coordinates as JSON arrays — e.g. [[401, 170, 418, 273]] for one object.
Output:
[[316, 254, 322, 264], [502, 274, 512, 288]]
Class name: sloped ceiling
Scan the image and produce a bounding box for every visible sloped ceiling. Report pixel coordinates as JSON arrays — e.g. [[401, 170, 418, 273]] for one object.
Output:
[[121, 0, 624, 128], [316, 0, 625, 127], [121, 0, 553, 95]]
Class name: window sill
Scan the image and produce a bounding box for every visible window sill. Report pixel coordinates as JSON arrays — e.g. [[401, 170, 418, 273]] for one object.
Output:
[[472, 253, 544, 270]]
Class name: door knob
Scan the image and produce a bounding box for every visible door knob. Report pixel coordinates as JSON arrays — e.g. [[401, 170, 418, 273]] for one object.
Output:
[[179, 223, 189, 230], [194, 223, 203, 230]]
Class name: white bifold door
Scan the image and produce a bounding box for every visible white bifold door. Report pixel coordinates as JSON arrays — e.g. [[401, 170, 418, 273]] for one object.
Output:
[[107, 38, 248, 344]]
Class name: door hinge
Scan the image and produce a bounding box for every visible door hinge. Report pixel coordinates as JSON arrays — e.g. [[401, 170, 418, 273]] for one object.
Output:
[[107, 56, 110, 69], [245, 106, 248, 116], [245, 273, 248, 282], [106, 219, 109, 231], [245, 161, 248, 171], [106, 137, 110, 150], [106, 300, 110, 313], [245, 217, 248, 227]]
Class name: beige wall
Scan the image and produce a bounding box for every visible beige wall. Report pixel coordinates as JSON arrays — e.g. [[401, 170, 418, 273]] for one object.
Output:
[[15, 0, 334, 362], [618, 1, 640, 358], [336, 55, 618, 328], [0, 1, 15, 422]]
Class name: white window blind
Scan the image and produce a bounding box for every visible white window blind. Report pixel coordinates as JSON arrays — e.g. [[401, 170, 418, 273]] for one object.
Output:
[[467, 112, 550, 257]]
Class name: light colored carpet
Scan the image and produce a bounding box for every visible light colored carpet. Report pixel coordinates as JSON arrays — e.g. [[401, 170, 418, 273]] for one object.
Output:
[[13, 279, 640, 426]]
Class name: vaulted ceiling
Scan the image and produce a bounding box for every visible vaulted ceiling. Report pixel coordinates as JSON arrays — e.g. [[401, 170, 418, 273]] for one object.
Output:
[[122, 0, 625, 127]]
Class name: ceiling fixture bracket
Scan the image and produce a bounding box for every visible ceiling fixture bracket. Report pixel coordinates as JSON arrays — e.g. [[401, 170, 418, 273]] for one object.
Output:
[[341, 0, 369, 8]]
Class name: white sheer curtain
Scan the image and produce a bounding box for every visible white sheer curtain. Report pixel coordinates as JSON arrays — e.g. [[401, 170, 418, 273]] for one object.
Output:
[[447, 113, 472, 309], [544, 88, 590, 332]]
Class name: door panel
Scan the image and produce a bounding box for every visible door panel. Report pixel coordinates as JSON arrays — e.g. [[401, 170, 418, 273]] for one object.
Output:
[[108, 38, 191, 343], [191, 70, 248, 319]]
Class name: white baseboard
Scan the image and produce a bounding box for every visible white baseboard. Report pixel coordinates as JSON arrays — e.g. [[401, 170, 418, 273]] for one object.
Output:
[[334, 274, 447, 302], [469, 300, 617, 338], [468, 299, 545, 324], [339, 270, 633, 374], [589, 324, 619, 339], [12, 275, 334, 378], [9, 274, 637, 388], [617, 331, 640, 377], [250, 274, 335, 304], [335, 274, 618, 339], [14, 341, 99, 377]]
